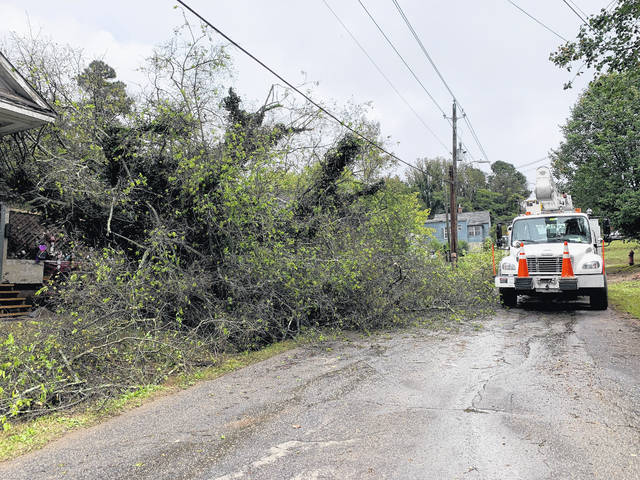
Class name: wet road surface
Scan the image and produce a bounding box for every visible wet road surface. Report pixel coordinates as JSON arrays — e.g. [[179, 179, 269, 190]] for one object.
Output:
[[1, 299, 639, 479]]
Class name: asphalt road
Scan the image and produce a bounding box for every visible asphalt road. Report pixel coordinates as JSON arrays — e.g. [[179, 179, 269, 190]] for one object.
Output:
[[2, 298, 639, 479]]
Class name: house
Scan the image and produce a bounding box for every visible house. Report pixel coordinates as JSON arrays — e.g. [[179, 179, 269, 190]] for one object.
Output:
[[425, 210, 491, 250], [0, 52, 56, 135], [0, 51, 56, 288]]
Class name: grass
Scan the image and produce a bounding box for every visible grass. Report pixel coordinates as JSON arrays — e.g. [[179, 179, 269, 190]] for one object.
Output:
[[604, 239, 639, 268], [604, 240, 640, 320], [608, 281, 640, 319], [0, 339, 296, 462]]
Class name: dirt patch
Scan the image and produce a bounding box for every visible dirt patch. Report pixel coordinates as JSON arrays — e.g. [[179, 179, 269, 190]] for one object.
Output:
[[607, 268, 640, 284], [224, 415, 263, 431]]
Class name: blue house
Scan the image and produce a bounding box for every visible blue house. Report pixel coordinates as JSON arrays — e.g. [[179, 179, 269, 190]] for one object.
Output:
[[425, 210, 491, 250]]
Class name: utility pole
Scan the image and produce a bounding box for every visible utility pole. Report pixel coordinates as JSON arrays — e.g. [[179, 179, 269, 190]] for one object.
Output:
[[444, 190, 450, 260], [450, 100, 458, 266]]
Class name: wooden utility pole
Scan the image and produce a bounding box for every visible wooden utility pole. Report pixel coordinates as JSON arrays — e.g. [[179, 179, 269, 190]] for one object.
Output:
[[444, 188, 450, 260], [450, 100, 458, 266]]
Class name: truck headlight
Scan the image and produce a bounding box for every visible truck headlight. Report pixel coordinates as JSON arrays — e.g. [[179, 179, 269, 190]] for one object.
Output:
[[582, 260, 601, 270], [501, 262, 517, 273]]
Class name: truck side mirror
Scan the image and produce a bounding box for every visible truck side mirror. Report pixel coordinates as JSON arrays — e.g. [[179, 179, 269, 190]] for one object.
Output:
[[602, 218, 611, 239], [495, 224, 503, 247]]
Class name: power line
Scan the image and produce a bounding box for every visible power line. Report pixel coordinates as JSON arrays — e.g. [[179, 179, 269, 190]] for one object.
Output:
[[566, 0, 589, 19], [390, 0, 455, 101], [356, 0, 481, 164], [519, 156, 549, 168], [357, 0, 483, 162], [562, 0, 588, 24], [390, 0, 491, 162], [566, 61, 587, 87], [174, 0, 422, 172], [560, 2, 617, 87], [453, 122, 480, 166], [455, 123, 479, 163], [518, 156, 551, 171], [506, 0, 569, 42], [320, 0, 450, 153], [357, 0, 447, 118], [521, 165, 548, 172], [462, 115, 489, 163]]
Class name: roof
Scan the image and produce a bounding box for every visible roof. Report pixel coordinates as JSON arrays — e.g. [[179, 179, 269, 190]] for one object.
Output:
[[0, 51, 56, 136], [426, 210, 491, 226]]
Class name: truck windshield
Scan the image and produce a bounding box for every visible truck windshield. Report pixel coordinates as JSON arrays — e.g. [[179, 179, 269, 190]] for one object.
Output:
[[512, 216, 591, 245]]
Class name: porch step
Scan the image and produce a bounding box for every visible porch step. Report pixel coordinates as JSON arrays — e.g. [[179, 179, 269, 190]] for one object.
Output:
[[0, 290, 20, 298], [0, 284, 32, 319], [0, 311, 27, 318], [0, 297, 27, 304], [0, 304, 32, 310]]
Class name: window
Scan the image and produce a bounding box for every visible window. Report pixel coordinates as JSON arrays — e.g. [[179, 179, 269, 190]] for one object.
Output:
[[442, 227, 448, 241], [511, 215, 590, 244], [468, 225, 482, 237]]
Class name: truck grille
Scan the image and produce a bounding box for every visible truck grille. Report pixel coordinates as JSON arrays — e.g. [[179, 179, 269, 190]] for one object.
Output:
[[526, 256, 563, 274]]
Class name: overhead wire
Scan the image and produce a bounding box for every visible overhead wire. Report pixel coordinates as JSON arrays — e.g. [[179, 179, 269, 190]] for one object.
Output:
[[566, 0, 589, 19], [560, 0, 618, 87], [357, 0, 482, 164], [518, 156, 550, 169], [324, 0, 482, 167], [506, 0, 569, 42], [462, 116, 488, 163], [390, 0, 491, 162], [174, 0, 423, 172], [320, 0, 450, 154], [390, 0, 455, 101], [562, 0, 589, 24], [519, 156, 552, 172], [522, 165, 547, 173], [455, 124, 479, 163], [356, 0, 447, 118], [605, 0, 617, 11]]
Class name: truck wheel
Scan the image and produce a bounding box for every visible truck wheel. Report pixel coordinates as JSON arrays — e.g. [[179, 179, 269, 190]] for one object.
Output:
[[589, 288, 608, 310], [499, 289, 517, 307]]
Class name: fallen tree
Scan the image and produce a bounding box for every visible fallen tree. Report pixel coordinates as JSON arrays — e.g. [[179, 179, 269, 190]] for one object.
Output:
[[0, 23, 496, 428]]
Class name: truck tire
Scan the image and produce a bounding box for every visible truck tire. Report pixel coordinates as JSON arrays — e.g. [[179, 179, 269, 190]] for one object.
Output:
[[499, 289, 517, 307], [589, 287, 608, 310]]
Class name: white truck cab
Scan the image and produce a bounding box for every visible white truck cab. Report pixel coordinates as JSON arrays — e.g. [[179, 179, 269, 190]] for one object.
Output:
[[494, 167, 608, 309]]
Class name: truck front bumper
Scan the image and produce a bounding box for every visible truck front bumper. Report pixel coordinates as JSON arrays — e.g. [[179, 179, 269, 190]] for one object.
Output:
[[495, 274, 605, 292]]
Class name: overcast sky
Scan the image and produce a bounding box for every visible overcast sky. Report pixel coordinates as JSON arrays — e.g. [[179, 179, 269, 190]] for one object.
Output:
[[1, 0, 609, 186]]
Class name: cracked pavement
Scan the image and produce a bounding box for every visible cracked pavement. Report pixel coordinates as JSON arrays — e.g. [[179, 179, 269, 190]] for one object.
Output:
[[1, 298, 639, 479]]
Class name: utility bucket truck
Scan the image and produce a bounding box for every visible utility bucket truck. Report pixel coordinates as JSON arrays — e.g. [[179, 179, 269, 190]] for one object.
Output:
[[494, 167, 609, 309]]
